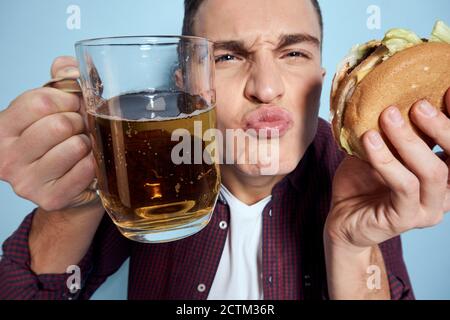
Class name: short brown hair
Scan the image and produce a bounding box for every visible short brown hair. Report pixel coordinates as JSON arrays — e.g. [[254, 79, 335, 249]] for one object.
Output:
[[182, 0, 323, 43]]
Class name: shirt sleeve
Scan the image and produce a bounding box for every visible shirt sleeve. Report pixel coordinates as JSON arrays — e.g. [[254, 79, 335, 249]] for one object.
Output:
[[0, 209, 130, 300], [379, 236, 415, 300]]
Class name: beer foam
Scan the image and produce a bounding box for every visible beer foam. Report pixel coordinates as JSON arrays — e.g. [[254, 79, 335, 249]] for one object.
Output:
[[141, 106, 215, 121], [88, 105, 215, 122]]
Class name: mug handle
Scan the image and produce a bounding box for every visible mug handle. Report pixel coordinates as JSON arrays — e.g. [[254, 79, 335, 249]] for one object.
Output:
[[43, 77, 82, 94], [42, 77, 100, 208]]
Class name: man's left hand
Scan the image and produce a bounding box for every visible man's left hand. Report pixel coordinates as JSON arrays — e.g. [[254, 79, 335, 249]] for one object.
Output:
[[324, 87, 450, 299]]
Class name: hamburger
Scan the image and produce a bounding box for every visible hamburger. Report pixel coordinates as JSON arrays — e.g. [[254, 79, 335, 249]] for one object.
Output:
[[330, 21, 450, 160]]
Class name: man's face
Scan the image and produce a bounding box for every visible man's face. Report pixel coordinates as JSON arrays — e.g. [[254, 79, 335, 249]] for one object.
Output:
[[194, 0, 325, 177]]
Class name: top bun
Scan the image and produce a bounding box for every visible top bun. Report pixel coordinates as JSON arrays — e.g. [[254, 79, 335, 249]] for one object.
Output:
[[331, 42, 450, 160]]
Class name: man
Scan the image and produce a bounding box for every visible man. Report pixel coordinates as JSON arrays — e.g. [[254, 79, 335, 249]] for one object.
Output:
[[1, 0, 449, 300]]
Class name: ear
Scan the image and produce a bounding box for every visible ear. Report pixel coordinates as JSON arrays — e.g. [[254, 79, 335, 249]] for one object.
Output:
[[321, 67, 327, 81], [174, 69, 184, 90]]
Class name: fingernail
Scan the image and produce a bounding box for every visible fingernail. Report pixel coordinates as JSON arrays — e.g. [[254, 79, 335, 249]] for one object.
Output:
[[388, 107, 404, 126], [418, 100, 438, 117], [61, 66, 78, 77], [368, 131, 384, 150]]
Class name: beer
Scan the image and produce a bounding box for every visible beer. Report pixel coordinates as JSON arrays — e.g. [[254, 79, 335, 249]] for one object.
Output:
[[87, 91, 220, 242]]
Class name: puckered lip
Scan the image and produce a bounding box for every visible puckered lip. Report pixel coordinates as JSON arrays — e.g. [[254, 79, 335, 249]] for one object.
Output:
[[242, 105, 294, 138]]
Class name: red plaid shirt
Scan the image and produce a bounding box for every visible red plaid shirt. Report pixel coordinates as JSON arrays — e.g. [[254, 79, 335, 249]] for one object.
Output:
[[0, 119, 414, 300]]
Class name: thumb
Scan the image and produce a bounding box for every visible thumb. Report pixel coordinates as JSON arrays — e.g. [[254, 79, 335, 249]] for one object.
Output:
[[50, 56, 79, 79]]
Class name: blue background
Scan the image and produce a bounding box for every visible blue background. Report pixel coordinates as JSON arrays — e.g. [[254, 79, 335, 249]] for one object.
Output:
[[0, 0, 449, 300]]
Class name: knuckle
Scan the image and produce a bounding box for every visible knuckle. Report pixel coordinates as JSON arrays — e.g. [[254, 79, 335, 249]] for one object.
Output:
[[51, 114, 75, 137], [403, 219, 417, 232], [71, 112, 85, 131], [413, 211, 429, 228], [387, 218, 403, 234], [71, 135, 91, 156], [403, 131, 418, 145], [27, 88, 58, 117], [418, 212, 444, 229], [430, 213, 445, 227], [39, 196, 64, 212], [378, 154, 396, 167], [83, 153, 96, 173], [391, 214, 415, 233], [12, 180, 33, 200], [427, 162, 448, 183], [59, 92, 80, 112], [399, 177, 420, 196], [393, 222, 410, 234]]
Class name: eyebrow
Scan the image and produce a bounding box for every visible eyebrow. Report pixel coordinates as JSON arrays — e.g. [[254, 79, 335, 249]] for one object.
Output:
[[277, 33, 321, 50], [213, 40, 248, 56], [213, 33, 321, 54]]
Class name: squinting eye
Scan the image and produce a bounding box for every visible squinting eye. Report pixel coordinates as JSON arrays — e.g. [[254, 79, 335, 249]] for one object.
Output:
[[286, 51, 310, 59], [215, 54, 237, 63]]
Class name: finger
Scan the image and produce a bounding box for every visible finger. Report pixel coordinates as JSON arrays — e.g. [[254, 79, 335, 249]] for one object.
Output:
[[50, 56, 79, 79], [0, 87, 81, 137], [410, 99, 450, 154], [446, 87, 450, 115], [379, 106, 447, 214], [15, 112, 85, 164], [362, 130, 420, 219], [33, 134, 92, 182], [41, 153, 96, 210]]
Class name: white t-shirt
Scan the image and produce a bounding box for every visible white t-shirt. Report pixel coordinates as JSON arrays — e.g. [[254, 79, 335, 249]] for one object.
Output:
[[207, 185, 272, 300]]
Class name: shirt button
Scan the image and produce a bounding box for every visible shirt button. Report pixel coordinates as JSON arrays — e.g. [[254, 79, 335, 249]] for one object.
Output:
[[219, 221, 228, 230], [269, 209, 273, 217], [197, 283, 206, 293]]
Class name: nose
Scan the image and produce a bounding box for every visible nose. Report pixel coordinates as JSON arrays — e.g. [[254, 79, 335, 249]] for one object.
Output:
[[244, 56, 285, 104]]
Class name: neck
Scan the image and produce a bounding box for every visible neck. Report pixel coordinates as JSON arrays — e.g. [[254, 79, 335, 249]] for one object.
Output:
[[220, 165, 285, 205]]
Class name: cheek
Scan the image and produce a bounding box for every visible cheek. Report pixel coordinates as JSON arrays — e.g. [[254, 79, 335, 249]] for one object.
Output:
[[305, 75, 324, 113], [282, 72, 323, 155], [288, 72, 323, 118], [216, 107, 230, 133], [214, 76, 244, 130]]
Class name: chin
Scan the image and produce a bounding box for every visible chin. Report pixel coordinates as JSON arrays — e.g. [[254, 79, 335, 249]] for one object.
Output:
[[233, 152, 302, 177], [222, 128, 309, 177]]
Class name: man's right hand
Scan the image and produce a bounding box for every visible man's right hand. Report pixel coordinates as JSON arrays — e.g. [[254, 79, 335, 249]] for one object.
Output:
[[0, 56, 98, 211], [0, 56, 106, 275]]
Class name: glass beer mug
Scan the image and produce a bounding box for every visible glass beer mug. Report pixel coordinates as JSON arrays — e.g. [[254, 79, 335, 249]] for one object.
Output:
[[71, 36, 220, 243]]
